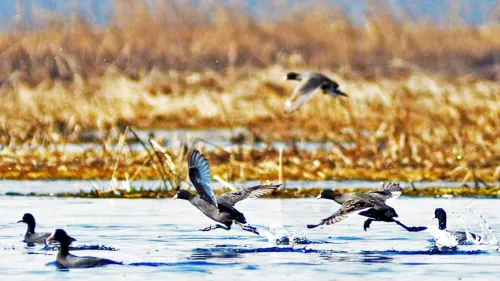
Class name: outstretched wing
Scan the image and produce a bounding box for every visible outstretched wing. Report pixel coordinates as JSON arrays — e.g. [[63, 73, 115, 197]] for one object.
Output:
[[369, 182, 402, 201], [285, 76, 322, 113], [307, 200, 371, 228], [218, 183, 281, 207], [188, 150, 218, 207]]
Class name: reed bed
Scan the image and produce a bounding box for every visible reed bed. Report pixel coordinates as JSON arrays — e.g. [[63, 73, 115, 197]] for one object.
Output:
[[0, 129, 497, 184], [0, 1, 498, 188]]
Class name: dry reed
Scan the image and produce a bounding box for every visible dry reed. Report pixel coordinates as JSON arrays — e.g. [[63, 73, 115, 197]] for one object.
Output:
[[0, 1, 498, 186]]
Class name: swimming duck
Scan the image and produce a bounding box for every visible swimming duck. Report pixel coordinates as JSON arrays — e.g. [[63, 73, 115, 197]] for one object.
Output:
[[174, 149, 281, 235], [17, 213, 76, 244], [432, 208, 481, 244], [47, 229, 121, 268], [307, 182, 419, 231], [284, 72, 347, 113]]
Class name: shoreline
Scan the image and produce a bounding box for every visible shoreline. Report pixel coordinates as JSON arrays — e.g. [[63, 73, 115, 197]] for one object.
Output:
[[5, 186, 500, 199]]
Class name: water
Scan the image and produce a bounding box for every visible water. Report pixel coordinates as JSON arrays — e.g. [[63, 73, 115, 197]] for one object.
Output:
[[0, 179, 473, 195], [1, 196, 499, 280]]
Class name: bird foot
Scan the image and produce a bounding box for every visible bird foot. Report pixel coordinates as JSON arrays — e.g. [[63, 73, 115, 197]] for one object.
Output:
[[407, 226, 428, 232], [363, 219, 373, 231], [199, 225, 215, 232], [200, 224, 228, 232], [241, 224, 260, 235]]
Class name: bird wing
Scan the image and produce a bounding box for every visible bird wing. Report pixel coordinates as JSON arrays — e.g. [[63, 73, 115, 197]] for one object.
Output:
[[218, 183, 281, 207], [285, 76, 322, 113], [188, 150, 218, 207], [308, 200, 372, 228], [369, 182, 402, 201]]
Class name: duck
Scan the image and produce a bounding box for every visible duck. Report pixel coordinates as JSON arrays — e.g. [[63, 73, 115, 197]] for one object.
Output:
[[174, 149, 281, 235], [46, 229, 121, 268], [307, 182, 421, 231], [17, 213, 76, 244], [431, 208, 482, 244], [283, 72, 347, 113]]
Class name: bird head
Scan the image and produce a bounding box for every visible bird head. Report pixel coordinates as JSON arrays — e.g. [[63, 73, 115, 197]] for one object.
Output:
[[316, 189, 341, 200], [173, 190, 195, 200], [434, 208, 447, 230], [284, 72, 301, 81], [46, 229, 72, 244], [17, 213, 35, 225]]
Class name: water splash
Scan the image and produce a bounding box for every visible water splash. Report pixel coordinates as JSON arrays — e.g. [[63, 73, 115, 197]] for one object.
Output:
[[425, 226, 458, 249], [41, 244, 119, 251], [453, 211, 481, 245], [468, 208, 499, 246], [259, 224, 311, 246]]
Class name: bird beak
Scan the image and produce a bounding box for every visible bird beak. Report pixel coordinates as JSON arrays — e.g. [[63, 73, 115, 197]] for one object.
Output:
[[46, 233, 56, 244], [336, 90, 348, 97], [282, 75, 288, 81], [316, 194, 322, 200], [17, 219, 23, 223], [173, 193, 178, 199]]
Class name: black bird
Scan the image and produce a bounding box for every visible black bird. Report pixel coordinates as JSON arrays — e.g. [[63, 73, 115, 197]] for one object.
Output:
[[284, 72, 347, 113], [46, 229, 121, 269], [174, 149, 281, 235], [17, 213, 76, 244], [434, 208, 482, 244], [307, 182, 421, 231], [394, 208, 483, 244]]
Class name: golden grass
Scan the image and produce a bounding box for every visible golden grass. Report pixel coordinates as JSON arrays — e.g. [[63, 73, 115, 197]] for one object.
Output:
[[0, 2, 498, 186], [0, 135, 496, 183]]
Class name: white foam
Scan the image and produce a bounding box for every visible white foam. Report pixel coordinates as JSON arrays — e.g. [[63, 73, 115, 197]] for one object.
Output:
[[260, 224, 307, 246], [425, 226, 458, 248]]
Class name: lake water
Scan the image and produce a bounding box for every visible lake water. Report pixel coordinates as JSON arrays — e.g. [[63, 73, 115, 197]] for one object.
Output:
[[0, 195, 499, 280]]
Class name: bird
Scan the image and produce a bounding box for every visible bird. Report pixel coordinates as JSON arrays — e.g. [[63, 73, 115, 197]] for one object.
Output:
[[46, 229, 121, 268], [307, 182, 421, 231], [433, 208, 481, 244], [17, 213, 76, 245], [418, 208, 482, 244], [393, 208, 483, 245], [283, 71, 347, 113], [173, 149, 281, 235]]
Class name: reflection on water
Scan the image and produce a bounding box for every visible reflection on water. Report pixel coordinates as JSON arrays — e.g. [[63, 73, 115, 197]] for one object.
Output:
[[0, 197, 498, 280]]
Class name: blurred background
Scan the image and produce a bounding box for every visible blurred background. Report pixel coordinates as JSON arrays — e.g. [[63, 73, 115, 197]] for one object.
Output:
[[0, 0, 498, 185]]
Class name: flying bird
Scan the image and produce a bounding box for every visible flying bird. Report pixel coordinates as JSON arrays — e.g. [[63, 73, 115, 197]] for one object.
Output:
[[307, 182, 419, 231], [284, 72, 347, 113], [174, 149, 281, 235]]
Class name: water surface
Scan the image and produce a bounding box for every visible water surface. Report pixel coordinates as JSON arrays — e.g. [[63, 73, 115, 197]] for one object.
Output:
[[1, 196, 498, 280]]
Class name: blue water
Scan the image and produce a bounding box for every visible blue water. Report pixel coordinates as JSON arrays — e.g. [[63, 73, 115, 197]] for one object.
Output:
[[1, 196, 499, 280]]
